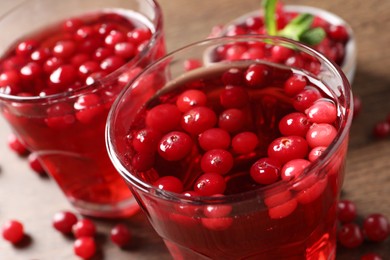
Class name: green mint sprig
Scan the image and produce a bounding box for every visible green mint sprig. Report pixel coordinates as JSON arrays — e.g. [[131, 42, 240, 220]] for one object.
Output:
[[263, 0, 325, 45]]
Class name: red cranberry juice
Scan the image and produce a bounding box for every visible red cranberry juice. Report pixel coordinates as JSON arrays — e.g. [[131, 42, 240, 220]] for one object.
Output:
[[124, 62, 348, 259], [0, 10, 165, 209]]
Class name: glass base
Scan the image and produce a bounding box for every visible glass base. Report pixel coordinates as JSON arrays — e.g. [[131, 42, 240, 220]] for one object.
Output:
[[69, 196, 140, 218]]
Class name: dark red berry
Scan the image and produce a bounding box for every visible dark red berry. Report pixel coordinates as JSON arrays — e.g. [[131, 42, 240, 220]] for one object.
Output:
[[74, 237, 96, 259], [231, 131, 259, 154], [158, 131, 193, 161], [181, 106, 217, 135], [8, 133, 29, 156], [146, 104, 181, 133], [200, 149, 234, 175], [250, 157, 281, 185], [52, 211, 78, 234], [198, 128, 231, 151], [293, 87, 322, 112], [245, 63, 270, 87], [337, 223, 364, 248], [278, 112, 311, 137], [110, 224, 132, 247], [337, 200, 357, 223], [194, 173, 226, 196], [220, 85, 249, 109], [153, 176, 184, 193], [176, 89, 207, 112], [360, 253, 383, 260], [363, 213, 390, 242], [1, 220, 24, 244], [218, 108, 246, 133], [72, 219, 96, 238], [373, 121, 390, 139]]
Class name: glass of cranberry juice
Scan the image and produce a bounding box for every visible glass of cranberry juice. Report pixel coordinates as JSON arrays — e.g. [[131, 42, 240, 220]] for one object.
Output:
[[0, 0, 165, 218], [106, 36, 353, 259]]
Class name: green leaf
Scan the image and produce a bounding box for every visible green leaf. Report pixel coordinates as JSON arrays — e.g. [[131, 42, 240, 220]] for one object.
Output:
[[278, 14, 314, 41], [300, 27, 326, 45], [263, 0, 278, 36]]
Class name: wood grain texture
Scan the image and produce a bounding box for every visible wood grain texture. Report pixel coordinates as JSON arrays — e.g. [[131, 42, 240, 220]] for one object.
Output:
[[0, 0, 389, 259]]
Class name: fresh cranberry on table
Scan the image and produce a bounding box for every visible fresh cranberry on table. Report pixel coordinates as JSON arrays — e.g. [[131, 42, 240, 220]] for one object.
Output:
[[1, 220, 25, 244], [110, 224, 132, 247], [52, 211, 78, 234]]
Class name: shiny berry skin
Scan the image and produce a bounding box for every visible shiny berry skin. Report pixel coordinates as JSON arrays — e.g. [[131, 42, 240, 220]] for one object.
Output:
[[72, 219, 96, 238], [16, 39, 38, 56], [146, 104, 181, 133], [110, 224, 132, 247], [158, 131, 193, 161], [293, 88, 322, 112], [372, 121, 390, 139], [49, 65, 77, 90], [306, 123, 337, 148], [132, 128, 162, 153], [363, 214, 390, 242], [281, 159, 311, 181], [200, 149, 234, 175], [305, 100, 337, 124], [73, 237, 96, 259], [271, 45, 294, 62], [267, 136, 309, 164], [198, 128, 231, 151], [28, 153, 46, 175], [220, 86, 249, 109], [218, 108, 246, 133], [231, 131, 259, 154], [176, 89, 207, 112], [52, 40, 76, 59], [100, 56, 125, 73], [181, 106, 217, 135], [194, 173, 226, 196], [337, 200, 357, 223], [244, 63, 270, 87], [8, 133, 29, 156], [337, 223, 364, 248], [1, 220, 24, 244], [153, 176, 184, 193], [278, 112, 311, 137], [52, 211, 78, 234], [308, 146, 327, 162], [250, 157, 281, 185]]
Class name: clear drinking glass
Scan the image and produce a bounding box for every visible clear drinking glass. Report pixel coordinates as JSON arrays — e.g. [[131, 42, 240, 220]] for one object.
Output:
[[0, 0, 165, 218], [106, 36, 353, 258]]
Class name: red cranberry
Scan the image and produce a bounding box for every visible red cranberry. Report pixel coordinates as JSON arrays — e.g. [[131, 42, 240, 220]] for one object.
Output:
[[218, 108, 246, 133], [45, 103, 75, 129], [30, 48, 51, 63], [16, 39, 38, 56], [245, 63, 270, 88], [231, 131, 259, 154], [127, 28, 152, 45], [281, 159, 311, 181], [78, 61, 100, 80], [132, 128, 162, 153], [198, 128, 231, 151], [264, 191, 298, 219], [0, 70, 21, 87], [176, 89, 207, 112], [63, 18, 84, 33], [49, 65, 77, 90], [250, 157, 281, 185], [201, 215, 233, 231], [52, 40, 77, 59], [293, 87, 322, 112], [278, 112, 311, 137], [353, 95, 362, 119], [373, 121, 390, 139], [72, 219, 96, 238], [328, 25, 349, 43], [337, 200, 357, 224], [52, 211, 78, 234], [306, 123, 337, 148], [267, 136, 308, 164], [8, 133, 29, 156], [1, 220, 24, 244], [131, 152, 155, 171], [284, 74, 307, 97], [153, 176, 184, 193], [28, 153, 46, 175], [114, 42, 136, 59], [194, 173, 226, 196], [220, 85, 249, 109], [271, 45, 294, 62], [93, 47, 114, 62], [100, 56, 125, 73], [104, 30, 126, 47], [74, 94, 105, 124], [222, 68, 244, 86], [73, 237, 96, 259], [305, 100, 337, 124], [20, 62, 42, 81], [363, 214, 390, 242], [181, 106, 217, 135], [146, 104, 181, 133], [337, 223, 364, 248], [308, 146, 327, 162], [158, 131, 193, 161], [360, 253, 383, 260], [43, 57, 64, 74], [110, 224, 132, 247], [200, 149, 234, 175]]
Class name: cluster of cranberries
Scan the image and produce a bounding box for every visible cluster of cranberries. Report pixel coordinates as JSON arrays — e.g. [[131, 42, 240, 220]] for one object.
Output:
[[337, 200, 390, 260], [0, 12, 152, 97], [1, 210, 132, 259], [217, 2, 349, 66]]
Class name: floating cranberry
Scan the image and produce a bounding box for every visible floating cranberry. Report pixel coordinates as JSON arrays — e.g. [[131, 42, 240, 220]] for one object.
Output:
[[43, 57, 64, 74], [153, 176, 184, 193], [201, 215, 233, 231], [308, 146, 327, 162], [271, 45, 294, 62], [30, 48, 51, 64], [194, 173, 226, 196], [78, 61, 100, 80], [128, 28, 152, 45], [176, 89, 207, 112], [264, 191, 298, 219], [245, 63, 270, 87], [293, 87, 322, 112], [200, 149, 234, 175], [146, 104, 181, 133], [267, 136, 308, 164], [278, 112, 311, 137], [110, 224, 132, 247], [20, 62, 42, 81], [16, 39, 38, 57], [132, 128, 162, 153], [131, 152, 155, 171], [158, 131, 193, 161], [218, 108, 246, 133], [49, 64, 77, 90], [198, 128, 231, 151], [63, 18, 84, 33], [250, 157, 281, 185], [52, 210, 78, 234], [104, 30, 126, 47], [338, 222, 364, 248], [8, 133, 29, 156], [73, 237, 96, 259], [222, 68, 244, 86], [74, 94, 104, 124], [363, 214, 390, 242], [52, 40, 77, 59], [181, 106, 217, 135], [306, 123, 337, 148], [100, 56, 126, 73], [281, 159, 310, 181], [220, 85, 249, 109], [45, 102, 75, 129], [114, 42, 136, 59], [1, 220, 24, 244], [305, 100, 337, 124], [72, 219, 96, 238], [337, 200, 357, 224], [231, 131, 259, 154], [284, 74, 307, 97]]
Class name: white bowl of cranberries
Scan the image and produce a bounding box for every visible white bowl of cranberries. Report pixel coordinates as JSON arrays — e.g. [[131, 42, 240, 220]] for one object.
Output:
[[211, 2, 356, 83]]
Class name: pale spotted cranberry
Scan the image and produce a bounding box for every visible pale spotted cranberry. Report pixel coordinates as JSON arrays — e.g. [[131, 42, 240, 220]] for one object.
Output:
[[284, 74, 307, 97], [74, 237, 96, 259], [74, 94, 104, 124], [337, 223, 364, 248], [305, 100, 337, 124], [132, 128, 162, 153], [153, 176, 184, 193], [293, 87, 322, 112], [8, 133, 29, 156], [278, 112, 311, 137], [52, 40, 77, 59], [146, 104, 181, 133], [231, 131, 259, 154], [52, 211, 78, 234], [176, 89, 207, 112], [267, 136, 308, 164], [306, 123, 337, 148], [194, 173, 226, 196], [245, 63, 270, 87], [220, 85, 249, 109], [45, 103, 75, 129], [158, 131, 193, 161], [281, 159, 310, 181], [110, 224, 132, 247], [360, 253, 383, 260], [181, 106, 217, 135], [49, 65, 77, 90], [250, 157, 281, 185], [72, 219, 96, 238], [218, 108, 246, 133], [337, 200, 357, 224], [200, 149, 234, 175], [363, 214, 390, 242], [222, 68, 244, 86], [183, 59, 202, 71], [16, 39, 38, 56], [198, 128, 231, 151], [1, 220, 24, 244], [308, 146, 327, 162], [28, 153, 46, 175]]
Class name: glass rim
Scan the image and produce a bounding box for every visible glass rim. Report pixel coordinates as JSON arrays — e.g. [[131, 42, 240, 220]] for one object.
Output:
[[106, 35, 354, 204], [0, 0, 164, 104]]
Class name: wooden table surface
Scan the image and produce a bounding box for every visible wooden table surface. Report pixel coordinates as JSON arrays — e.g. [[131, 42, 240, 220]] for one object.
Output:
[[0, 0, 389, 259]]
